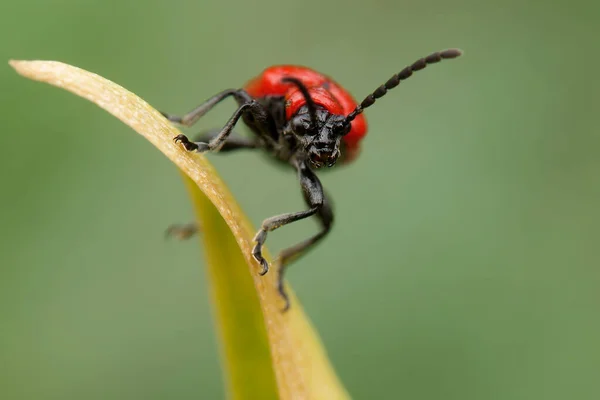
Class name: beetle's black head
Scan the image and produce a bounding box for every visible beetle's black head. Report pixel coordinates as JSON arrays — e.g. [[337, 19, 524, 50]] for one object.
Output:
[[289, 105, 350, 169], [281, 77, 350, 169]]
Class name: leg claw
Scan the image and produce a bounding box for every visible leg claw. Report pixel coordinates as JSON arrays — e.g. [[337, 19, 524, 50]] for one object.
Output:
[[174, 134, 211, 153], [173, 134, 187, 144], [254, 255, 269, 276], [173, 134, 198, 152], [278, 281, 291, 312]]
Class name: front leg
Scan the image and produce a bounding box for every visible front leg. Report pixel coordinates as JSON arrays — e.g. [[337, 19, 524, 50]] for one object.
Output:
[[252, 159, 325, 277], [174, 101, 253, 153]]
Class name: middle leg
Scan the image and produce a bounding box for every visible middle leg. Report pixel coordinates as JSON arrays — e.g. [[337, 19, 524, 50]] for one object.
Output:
[[173, 90, 274, 153], [188, 129, 258, 152], [173, 101, 253, 152]]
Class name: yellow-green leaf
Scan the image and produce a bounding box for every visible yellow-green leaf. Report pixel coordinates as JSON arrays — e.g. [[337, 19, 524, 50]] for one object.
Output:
[[10, 60, 350, 400]]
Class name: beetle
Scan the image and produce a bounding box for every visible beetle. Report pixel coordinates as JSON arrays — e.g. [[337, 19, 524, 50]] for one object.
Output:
[[164, 48, 463, 310]]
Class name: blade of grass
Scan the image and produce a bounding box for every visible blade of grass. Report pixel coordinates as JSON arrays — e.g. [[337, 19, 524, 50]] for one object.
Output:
[[10, 60, 350, 400], [184, 175, 278, 399]]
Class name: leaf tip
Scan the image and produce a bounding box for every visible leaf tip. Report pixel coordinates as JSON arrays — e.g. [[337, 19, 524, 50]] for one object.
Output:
[[9, 59, 38, 79], [8, 59, 20, 70]]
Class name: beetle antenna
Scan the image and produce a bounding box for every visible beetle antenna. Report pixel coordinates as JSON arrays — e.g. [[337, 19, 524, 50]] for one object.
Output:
[[282, 77, 319, 130], [344, 48, 463, 125]]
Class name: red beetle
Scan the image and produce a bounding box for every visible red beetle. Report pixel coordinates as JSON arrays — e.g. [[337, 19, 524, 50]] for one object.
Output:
[[244, 65, 368, 163], [164, 48, 463, 310]]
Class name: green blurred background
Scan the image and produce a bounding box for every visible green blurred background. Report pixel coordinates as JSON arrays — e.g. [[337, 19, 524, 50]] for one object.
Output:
[[1, 0, 599, 398]]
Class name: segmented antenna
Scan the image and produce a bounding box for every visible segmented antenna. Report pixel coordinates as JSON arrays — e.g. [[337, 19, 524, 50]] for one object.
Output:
[[281, 77, 319, 130], [344, 48, 463, 124]]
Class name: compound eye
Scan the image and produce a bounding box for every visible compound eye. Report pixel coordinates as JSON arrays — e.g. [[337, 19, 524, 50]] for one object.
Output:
[[292, 116, 315, 136], [336, 122, 351, 136]]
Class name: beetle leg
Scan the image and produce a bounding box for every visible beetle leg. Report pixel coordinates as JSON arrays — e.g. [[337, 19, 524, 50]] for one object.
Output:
[[252, 160, 333, 311], [174, 101, 254, 152], [275, 194, 333, 312], [252, 209, 318, 276], [190, 129, 258, 152], [165, 223, 199, 240], [161, 89, 248, 127]]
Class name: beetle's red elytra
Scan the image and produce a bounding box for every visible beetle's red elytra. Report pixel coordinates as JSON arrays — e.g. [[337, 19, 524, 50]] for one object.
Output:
[[164, 48, 463, 311]]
